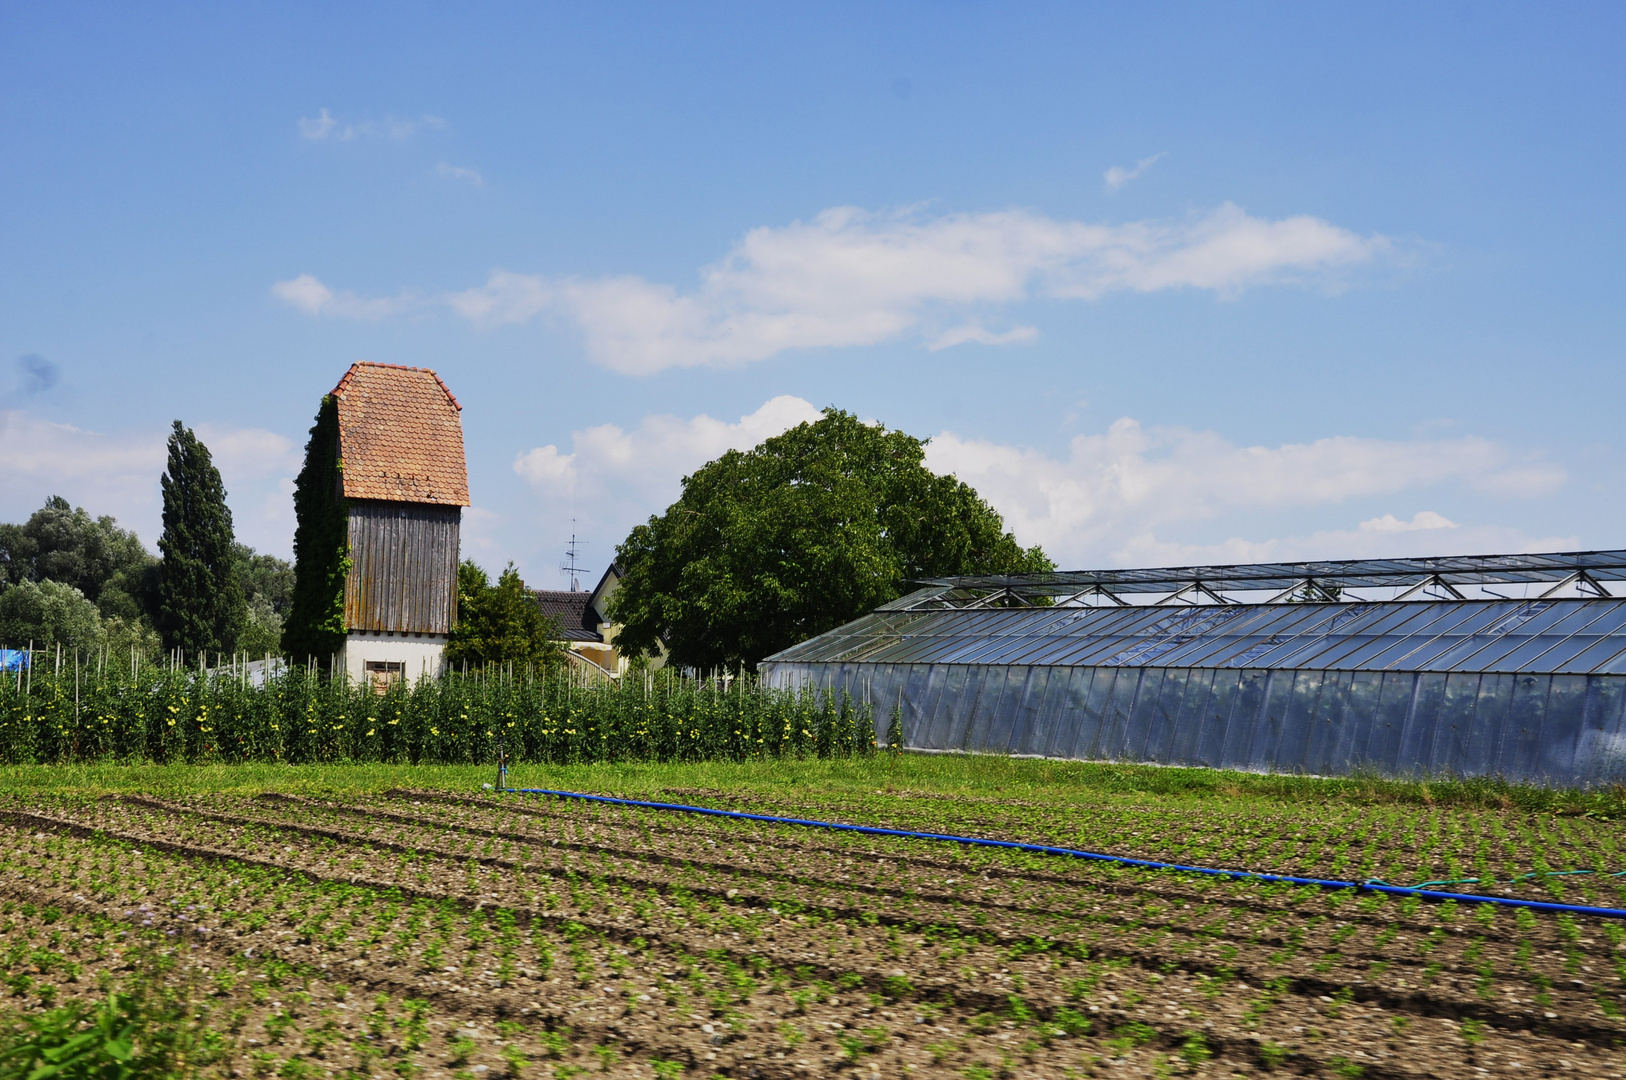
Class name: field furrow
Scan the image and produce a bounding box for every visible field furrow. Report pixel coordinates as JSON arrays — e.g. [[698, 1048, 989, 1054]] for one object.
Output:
[[4, 786, 1624, 1078]]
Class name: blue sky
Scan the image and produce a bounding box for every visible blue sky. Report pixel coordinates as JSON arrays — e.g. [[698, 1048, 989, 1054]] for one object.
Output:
[[3, 3, 1624, 585]]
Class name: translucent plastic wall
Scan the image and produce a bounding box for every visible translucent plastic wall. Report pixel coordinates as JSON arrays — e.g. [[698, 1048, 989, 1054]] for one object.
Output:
[[759, 661, 1626, 786]]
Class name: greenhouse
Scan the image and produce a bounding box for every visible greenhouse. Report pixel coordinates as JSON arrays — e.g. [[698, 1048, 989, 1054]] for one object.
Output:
[[759, 550, 1626, 785]]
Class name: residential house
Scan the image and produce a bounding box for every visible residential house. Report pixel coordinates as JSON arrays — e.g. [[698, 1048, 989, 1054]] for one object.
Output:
[[533, 563, 662, 679]]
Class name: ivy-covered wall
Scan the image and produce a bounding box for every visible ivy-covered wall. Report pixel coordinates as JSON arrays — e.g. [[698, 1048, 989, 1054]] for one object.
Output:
[[282, 396, 350, 663]]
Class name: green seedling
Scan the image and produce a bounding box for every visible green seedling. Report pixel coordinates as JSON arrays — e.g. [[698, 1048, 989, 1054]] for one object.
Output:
[[499, 1043, 528, 1077]]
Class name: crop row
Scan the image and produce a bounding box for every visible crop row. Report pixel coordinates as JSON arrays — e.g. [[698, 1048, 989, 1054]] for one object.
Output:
[[2, 808, 1255, 1077], [8, 793, 1626, 1076], [655, 782, 1626, 906], [0, 663, 876, 765]]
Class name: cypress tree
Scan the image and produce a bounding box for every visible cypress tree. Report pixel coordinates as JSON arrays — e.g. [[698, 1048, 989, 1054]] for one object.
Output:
[[282, 396, 350, 663], [156, 421, 245, 658]]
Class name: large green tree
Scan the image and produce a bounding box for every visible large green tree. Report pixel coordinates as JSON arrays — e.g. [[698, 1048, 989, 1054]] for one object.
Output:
[[609, 408, 1053, 670], [282, 397, 349, 662], [0, 579, 103, 650], [0, 496, 156, 621], [444, 560, 563, 668], [155, 421, 245, 658]]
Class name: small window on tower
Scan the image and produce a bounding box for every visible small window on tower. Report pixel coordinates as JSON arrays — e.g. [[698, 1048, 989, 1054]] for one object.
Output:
[[365, 661, 405, 695]]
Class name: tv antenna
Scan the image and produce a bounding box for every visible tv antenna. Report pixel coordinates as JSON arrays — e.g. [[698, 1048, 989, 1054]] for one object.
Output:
[[560, 528, 588, 592]]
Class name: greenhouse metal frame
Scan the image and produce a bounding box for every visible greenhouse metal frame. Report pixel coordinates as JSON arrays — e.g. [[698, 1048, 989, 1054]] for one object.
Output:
[[758, 551, 1626, 785]]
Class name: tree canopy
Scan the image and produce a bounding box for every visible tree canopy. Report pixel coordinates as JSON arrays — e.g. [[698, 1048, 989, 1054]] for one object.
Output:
[[155, 421, 245, 658], [0, 579, 103, 650], [0, 496, 155, 621], [608, 408, 1052, 670], [235, 543, 296, 657], [0, 493, 289, 661], [444, 561, 563, 668]]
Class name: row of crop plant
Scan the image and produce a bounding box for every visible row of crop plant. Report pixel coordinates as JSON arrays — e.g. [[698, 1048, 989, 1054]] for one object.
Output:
[[0, 656, 877, 765]]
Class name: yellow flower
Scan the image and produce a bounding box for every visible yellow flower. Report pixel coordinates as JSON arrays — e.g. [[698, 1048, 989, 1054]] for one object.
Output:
[[366, 729, 375, 736], [430, 727, 439, 735]]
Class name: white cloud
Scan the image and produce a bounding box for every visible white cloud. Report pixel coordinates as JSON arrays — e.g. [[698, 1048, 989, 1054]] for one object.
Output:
[[271, 275, 414, 320], [507, 395, 1568, 580], [446, 269, 552, 326], [515, 395, 823, 501], [923, 417, 1566, 566], [513, 397, 825, 560], [276, 202, 1399, 374], [1104, 152, 1166, 191], [193, 424, 297, 476], [460, 505, 502, 557], [298, 108, 339, 140], [298, 108, 445, 142], [1111, 522, 1579, 569], [0, 410, 165, 493], [1358, 510, 1458, 533], [0, 411, 302, 556], [927, 323, 1040, 351], [0, 411, 301, 558], [437, 162, 484, 186], [511, 444, 577, 495]]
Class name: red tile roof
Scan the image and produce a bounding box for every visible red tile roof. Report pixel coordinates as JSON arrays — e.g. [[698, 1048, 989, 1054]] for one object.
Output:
[[331, 362, 470, 506]]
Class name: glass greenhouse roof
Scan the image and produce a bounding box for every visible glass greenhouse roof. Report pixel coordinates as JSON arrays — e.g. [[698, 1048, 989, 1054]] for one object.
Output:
[[766, 596, 1626, 677]]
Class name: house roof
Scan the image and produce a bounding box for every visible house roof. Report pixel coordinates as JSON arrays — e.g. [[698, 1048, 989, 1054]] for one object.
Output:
[[331, 362, 470, 506], [533, 592, 604, 640], [533, 590, 602, 641]]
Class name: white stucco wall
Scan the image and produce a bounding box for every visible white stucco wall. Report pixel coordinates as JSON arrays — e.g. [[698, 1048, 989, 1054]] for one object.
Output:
[[339, 632, 447, 686]]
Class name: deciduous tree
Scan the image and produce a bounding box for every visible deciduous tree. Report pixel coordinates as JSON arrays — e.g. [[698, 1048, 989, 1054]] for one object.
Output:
[[0, 496, 156, 621], [444, 561, 564, 667], [0, 579, 103, 649], [609, 408, 1052, 669]]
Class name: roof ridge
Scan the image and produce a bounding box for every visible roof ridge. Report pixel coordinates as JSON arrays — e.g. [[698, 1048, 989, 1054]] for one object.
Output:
[[330, 361, 461, 410]]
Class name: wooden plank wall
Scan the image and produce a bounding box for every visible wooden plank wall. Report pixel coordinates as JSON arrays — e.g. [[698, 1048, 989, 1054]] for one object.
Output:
[[345, 500, 461, 634]]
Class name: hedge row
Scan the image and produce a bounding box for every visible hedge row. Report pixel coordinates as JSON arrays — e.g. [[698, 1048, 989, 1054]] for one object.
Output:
[[0, 660, 877, 765]]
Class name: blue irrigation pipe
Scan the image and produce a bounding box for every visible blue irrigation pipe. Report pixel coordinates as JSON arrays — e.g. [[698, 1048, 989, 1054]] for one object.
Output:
[[496, 785, 1626, 921]]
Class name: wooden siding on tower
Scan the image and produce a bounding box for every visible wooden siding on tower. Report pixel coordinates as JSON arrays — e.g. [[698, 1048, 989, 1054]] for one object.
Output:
[[345, 500, 461, 634]]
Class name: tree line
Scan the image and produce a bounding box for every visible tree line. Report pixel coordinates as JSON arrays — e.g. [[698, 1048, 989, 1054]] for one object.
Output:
[[7, 405, 1051, 674], [0, 423, 292, 660], [1, 417, 562, 670]]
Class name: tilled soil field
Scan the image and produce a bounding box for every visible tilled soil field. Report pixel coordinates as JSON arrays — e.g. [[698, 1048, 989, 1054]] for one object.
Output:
[[1, 787, 1624, 1078]]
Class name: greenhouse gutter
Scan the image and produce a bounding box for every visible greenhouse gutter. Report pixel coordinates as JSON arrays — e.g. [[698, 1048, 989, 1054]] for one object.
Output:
[[497, 784, 1626, 921]]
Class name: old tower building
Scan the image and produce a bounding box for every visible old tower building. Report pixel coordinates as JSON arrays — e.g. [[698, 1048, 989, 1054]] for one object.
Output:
[[285, 362, 468, 688], [333, 362, 469, 686]]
